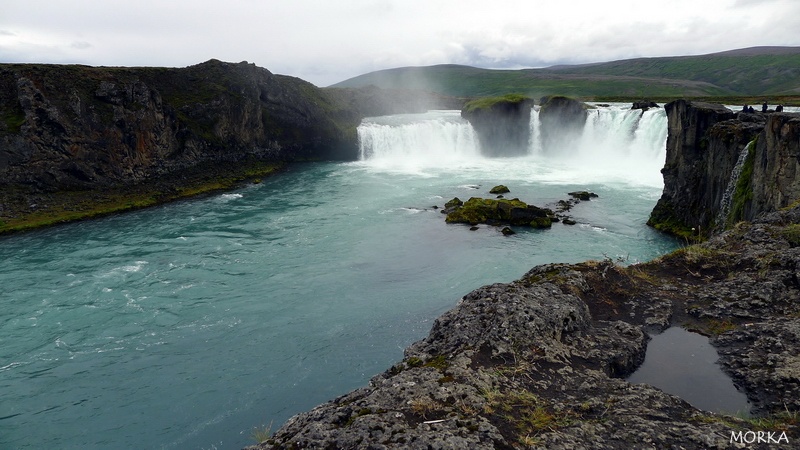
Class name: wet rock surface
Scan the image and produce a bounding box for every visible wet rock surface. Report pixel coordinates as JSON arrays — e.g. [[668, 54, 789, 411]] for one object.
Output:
[[248, 207, 800, 449]]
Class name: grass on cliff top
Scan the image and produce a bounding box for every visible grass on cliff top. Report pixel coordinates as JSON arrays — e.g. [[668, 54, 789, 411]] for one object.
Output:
[[463, 94, 532, 113]]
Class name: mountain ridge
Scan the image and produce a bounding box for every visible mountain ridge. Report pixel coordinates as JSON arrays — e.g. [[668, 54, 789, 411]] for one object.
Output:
[[331, 46, 800, 98]]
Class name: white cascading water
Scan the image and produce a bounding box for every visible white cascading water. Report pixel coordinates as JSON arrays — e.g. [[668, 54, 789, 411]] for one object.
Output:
[[716, 139, 756, 226], [358, 103, 668, 186], [357, 110, 480, 172], [529, 104, 668, 186]]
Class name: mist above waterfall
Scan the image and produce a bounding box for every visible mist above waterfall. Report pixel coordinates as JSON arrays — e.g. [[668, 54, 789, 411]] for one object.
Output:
[[357, 103, 668, 187]]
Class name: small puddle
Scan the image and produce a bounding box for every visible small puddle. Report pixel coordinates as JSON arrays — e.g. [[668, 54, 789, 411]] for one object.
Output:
[[627, 327, 750, 415]]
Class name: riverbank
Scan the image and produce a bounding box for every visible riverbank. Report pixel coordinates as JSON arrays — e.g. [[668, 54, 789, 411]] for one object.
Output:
[[0, 159, 283, 235]]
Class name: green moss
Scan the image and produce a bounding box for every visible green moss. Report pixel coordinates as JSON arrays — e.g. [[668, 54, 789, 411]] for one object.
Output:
[[530, 217, 553, 229], [489, 185, 510, 194], [463, 94, 531, 113], [423, 355, 449, 371], [729, 139, 756, 226], [483, 389, 573, 445], [706, 319, 737, 335], [782, 224, 800, 247], [1, 109, 25, 133], [0, 161, 283, 235], [446, 197, 550, 227], [647, 200, 698, 240], [695, 409, 798, 432], [406, 357, 424, 368]]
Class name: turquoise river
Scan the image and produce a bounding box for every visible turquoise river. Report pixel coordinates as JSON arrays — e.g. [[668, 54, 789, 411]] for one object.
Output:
[[1, 105, 681, 448]]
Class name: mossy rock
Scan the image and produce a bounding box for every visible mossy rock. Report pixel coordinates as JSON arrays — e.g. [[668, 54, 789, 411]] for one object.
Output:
[[445, 197, 553, 228], [462, 94, 532, 114], [444, 197, 463, 209], [490, 185, 510, 194], [530, 217, 553, 229], [568, 191, 598, 201]]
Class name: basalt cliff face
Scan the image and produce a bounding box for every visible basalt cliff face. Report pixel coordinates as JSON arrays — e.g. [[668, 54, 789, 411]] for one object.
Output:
[[460, 95, 587, 157], [0, 60, 357, 190], [648, 100, 800, 237], [0, 60, 459, 233], [460, 95, 535, 157]]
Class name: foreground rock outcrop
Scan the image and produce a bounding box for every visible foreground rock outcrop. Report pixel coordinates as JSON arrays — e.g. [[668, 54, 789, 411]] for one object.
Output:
[[648, 100, 800, 238], [249, 203, 800, 449]]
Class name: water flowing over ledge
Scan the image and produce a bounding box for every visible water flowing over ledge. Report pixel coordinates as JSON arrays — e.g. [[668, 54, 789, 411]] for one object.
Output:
[[357, 104, 668, 187]]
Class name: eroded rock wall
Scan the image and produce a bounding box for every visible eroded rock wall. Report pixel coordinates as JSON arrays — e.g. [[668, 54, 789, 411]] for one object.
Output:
[[460, 96, 535, 157], [649, 100, 800, 237], [750, 113, 800, 216], [0, 60, 360, 192]]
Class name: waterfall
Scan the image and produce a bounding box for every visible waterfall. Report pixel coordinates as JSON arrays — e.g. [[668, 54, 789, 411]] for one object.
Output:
[[529, 107, 543, 154], [717, 139, 756, 227], [529, 104, 668, 186], [357, 111, 480, 165], [531, 105, 668, 161], [357, 104, 668, 186]]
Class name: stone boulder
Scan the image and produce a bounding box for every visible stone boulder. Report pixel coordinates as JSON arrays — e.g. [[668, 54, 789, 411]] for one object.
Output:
[[445, 197, 553, 228], [489, 185, 510, 194]]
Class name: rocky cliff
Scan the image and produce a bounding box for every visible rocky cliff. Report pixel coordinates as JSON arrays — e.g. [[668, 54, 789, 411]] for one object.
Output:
[[648, 100, 800, 237], [459, 95, 588, 158], [0, 60, 460, 233], [460, 95, 535, 157]]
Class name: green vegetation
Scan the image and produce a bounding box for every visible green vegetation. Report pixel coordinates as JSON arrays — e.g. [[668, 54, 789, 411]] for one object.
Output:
[[781, 224, 800, 247], [695, 407, 799, 432], [463, 94, 531, 113], [250, 422, 273, 444], [0, 161, 283, 235], [489, 185, 510, 194], [331, 50, 800, 100], [705, 319, 737, 335], [646, 200, 698, 240], [1, 108, 25, 134], [445, 197, 553, 228], [729, 140, 756, 225], [482, 388, 573, 446]]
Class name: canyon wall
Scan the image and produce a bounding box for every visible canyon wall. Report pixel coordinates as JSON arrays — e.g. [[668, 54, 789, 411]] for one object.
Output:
[[0, 60, 459, 232], [648, 100, 800, 237]]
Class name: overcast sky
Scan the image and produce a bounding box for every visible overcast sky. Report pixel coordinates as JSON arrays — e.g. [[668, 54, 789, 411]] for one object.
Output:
[[1, 0, 799, 87]]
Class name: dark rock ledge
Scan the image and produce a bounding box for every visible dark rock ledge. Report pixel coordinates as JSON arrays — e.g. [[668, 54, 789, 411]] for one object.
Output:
[[248, 207, 800, 449]]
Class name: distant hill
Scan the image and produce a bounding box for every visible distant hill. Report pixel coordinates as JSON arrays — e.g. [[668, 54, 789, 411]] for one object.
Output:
[[330, 47, 800, 99]]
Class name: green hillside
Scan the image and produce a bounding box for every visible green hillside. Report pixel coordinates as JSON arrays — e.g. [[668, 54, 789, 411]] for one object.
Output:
[[331, 47, 800, 99]]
